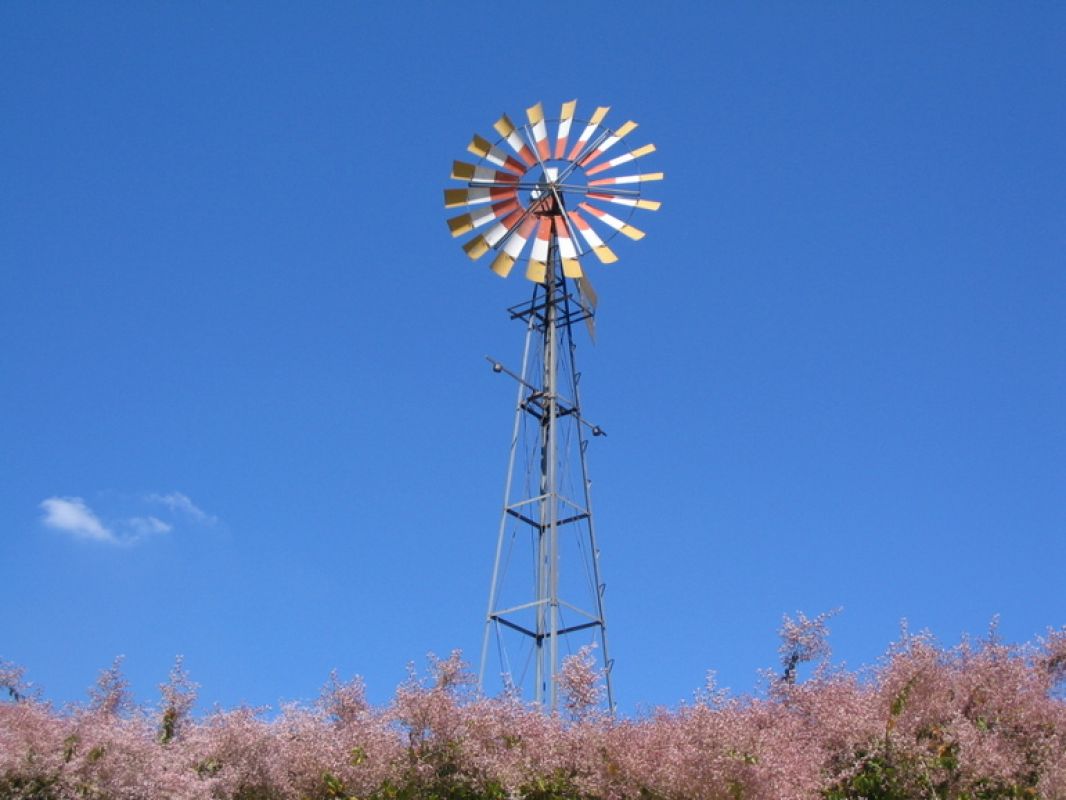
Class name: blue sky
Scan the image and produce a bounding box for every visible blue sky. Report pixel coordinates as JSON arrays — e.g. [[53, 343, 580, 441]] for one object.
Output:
[[2, 3, 1064, 715]]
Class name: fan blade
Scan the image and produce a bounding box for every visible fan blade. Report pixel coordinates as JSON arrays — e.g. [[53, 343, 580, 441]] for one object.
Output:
[[579, 120, 638, 167], [463, 236, 491, 260], [587, 191, 662, 211], [452, 161, 520, 185], [587, 172, 664, 187], [584, 143, 656, 176], [494, 113, 537, 167], [446, 198, 522, 237], [554, 99, 577, 158], [525, 261, 547, 282], [491, 215, 538, 278], [468, 134, 527, 175], [462, 208, 524, 260], [578, 202, 645, 240], [526, 102, 551, 162], [567, 106, 610, 161], [526, 217, 552, 281], [554, 218, 583, 277], [484, 209, 525, 247], [567, 209, 618, 264], [443, 187, 518, 208]]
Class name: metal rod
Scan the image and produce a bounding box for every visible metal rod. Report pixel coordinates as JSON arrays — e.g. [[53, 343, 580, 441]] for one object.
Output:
[[563, 289, 616, 713], [546, 239, 560, 711], [479, 293, 537, 693], [466, 180, 643, 197]]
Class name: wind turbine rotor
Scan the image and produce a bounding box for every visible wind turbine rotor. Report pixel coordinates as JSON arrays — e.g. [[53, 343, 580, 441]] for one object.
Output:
[[444, 99, 663, 291]]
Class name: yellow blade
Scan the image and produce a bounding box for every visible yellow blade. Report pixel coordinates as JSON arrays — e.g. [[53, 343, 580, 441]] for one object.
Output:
[[444, 187, 518, 208], [620, 224, 645, 241], [468, 134, 492, 158], [494, 113, 516, 138], [583, 143, 657, 176], [444, 189, 468, 208], [447, 213, 474, 237], [567, 106, 611, 161], [587, 172, 664, 188], [490, 252, 516, 278], [463, 236, 490, 260], [587, 191, 662, 212], [593, 245, 618, 264], [451, 161, 476, 181], [525, 260, 547, 283], [562, 258, 583, 278], [613, 120, 638, 138], [526, 102, 544, 124], [555, 99, 578, 158]]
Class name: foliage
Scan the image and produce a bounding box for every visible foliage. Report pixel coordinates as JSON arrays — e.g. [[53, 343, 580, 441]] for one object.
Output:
[[557, 646, 605, 721], [0, 660, 31, 704], [159, 655, 198, 744], [778, 608, 839, 686], [2, 626, 1065, 800]]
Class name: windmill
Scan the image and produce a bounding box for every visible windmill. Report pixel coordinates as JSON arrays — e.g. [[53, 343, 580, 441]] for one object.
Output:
[[444, 101, 662, 711]]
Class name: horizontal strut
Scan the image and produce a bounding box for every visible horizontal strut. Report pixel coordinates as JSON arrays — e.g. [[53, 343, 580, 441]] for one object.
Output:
[[489, 615, 604, 641]]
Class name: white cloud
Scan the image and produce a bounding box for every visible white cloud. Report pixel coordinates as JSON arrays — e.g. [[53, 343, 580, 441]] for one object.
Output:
[[39, 497, 116, 543], [40, 491, 216, 546], [146, 492, 217, 525], [127, 516, 173, 537]]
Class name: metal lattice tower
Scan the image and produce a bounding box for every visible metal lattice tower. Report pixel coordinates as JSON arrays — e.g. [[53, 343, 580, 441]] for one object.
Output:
[[442, 100, 663, 711], [481, 243, 612, 711]]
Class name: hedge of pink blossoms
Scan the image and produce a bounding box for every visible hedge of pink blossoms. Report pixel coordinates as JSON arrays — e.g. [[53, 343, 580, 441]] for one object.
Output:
[[2, 622, 1065, 800]]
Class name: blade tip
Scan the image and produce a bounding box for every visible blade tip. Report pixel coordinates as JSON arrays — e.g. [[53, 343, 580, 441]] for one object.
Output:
[[451, 161, 475, 180], [526, 260, 548, 282], [443, 189, 466, 208], [493, 114, 514, 136], [490, 253, 515, 278], [447, 215, 473, 237], [594, 246, 618, 264], [463, 236, 490, 260]]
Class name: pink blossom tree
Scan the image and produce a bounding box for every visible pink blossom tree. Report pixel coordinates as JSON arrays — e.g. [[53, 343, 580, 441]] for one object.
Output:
[[2, 625, 1064, 799]]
